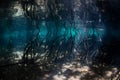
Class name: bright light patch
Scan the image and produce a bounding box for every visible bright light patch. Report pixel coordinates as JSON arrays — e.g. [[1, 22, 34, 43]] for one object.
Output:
[[12, 51, 23, 60], [13, 4, 23, 17]]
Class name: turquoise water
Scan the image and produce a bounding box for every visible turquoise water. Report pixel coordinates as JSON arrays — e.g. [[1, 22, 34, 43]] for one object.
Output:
[[1, 17, 105, 51]]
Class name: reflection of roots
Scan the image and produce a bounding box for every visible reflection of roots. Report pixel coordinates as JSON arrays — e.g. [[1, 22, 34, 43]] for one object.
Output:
[[75, 36, 101, 65], [22, 30, 102, 68], [22, 35, 75, 65]]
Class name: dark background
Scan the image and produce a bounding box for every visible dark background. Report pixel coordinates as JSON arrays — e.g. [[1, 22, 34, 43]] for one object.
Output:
[[97, 0, 120, 66]]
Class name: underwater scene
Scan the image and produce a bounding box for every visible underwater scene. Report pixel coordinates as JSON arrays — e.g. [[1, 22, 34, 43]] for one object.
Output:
[[0, 0, 120, 80]]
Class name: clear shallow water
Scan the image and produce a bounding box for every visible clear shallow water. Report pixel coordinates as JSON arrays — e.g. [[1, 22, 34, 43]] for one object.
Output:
[[0, 16, 105, 63]]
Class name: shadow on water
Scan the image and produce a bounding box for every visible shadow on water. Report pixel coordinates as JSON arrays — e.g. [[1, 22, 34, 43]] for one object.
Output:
[[0, 56, 120, 80]]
